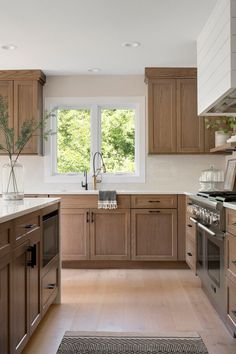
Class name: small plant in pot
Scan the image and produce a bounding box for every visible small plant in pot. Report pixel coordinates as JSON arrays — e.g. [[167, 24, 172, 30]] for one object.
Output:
[[205, 117, 236, 147], [0, 95, 53, 200]]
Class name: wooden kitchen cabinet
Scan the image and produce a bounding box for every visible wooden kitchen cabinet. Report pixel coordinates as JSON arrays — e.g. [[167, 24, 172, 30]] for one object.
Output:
[[61, 208, 90, 261], [57, 195, 131, 262], [176, 79, 204, 153], [185, 212, 197, 273], [145, 67, 208, 154], [0, 70, 46, 155], [90, 209, 130, 260], [12, 227, 41, 353], [131, 209, 177, 260], [0, 253, 11, 354], [147, 78, 177, 153]]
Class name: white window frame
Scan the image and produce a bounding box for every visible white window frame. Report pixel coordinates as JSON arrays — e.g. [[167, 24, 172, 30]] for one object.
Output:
[[44, 97, 145, 184]]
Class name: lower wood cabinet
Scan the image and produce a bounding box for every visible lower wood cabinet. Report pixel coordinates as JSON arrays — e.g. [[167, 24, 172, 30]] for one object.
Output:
[[185, 212, 197, 273], [90, 209, 130, 260], [131, 209, 177, 260], [61, 208, 89, 261], [0, 253, 11, 354], [12, 229, 41, 354], [0, 203, 60, 354], [226, 277, 236, 337]]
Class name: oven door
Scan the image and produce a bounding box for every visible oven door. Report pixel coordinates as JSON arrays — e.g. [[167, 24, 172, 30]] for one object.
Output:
[[197, 222, 225, 314]]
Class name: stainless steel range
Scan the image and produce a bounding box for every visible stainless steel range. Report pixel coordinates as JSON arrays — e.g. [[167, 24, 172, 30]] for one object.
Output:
[[187, 191, 236, 318]]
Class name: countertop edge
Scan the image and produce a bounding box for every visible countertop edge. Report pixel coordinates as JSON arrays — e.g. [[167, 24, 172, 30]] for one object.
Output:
[[223, 201, 236, 211], [0, 198, 60, 223]]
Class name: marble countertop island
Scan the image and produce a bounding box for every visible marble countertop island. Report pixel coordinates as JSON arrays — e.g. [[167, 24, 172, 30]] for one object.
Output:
[[0, 198, 60, 223]]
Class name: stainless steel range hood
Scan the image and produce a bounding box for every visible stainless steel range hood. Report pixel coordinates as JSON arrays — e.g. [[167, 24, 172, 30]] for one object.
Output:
[[197, 0, 236, 116]]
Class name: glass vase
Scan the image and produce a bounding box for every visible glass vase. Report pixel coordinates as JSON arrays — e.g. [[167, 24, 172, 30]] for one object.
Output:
[[2, 159, 24, 200]]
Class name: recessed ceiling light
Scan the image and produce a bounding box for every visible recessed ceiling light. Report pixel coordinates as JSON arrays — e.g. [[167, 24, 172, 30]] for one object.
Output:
[[88, 67, 101, 73], [122, 41, 141, 48], [1, 44, 17, 50]]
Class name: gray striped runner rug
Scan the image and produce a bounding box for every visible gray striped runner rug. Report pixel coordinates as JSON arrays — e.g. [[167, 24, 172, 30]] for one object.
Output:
[[57, 331, 208, 354]]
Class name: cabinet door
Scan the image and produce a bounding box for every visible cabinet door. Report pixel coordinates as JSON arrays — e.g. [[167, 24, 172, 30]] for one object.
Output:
[[28, 231, 41, 335], [0, 253, 11, 354], [176, 79, 204, 153], [148, 79, 177, 153], [131, 209, 177, 260], [90, 209, 130, 260], [13, 80, 42, 154], [61, 208, 90, 261], [0, 81, 14, 154], [12, 241, 30, 354]]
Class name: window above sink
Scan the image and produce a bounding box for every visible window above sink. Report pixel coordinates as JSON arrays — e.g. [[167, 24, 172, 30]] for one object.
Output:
[[44, 96, 145, 184]]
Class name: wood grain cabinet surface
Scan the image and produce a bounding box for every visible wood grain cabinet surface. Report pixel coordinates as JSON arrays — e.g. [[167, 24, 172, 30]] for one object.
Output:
[[0, 70, 46, 155], [131, 209, 177, 260], [145, 67, 217, 154], [0, 204, 60, 354], [0, 253, 11, 354], [90, 209, 130, 260]]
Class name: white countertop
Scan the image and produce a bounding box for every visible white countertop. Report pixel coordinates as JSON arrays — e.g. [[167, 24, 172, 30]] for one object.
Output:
[[224, 202, 236, 211], [26, 190, 194, 195], [0, 198, 60, 223]]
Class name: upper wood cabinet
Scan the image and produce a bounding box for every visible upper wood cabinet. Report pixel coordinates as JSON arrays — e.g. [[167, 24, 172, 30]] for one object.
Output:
[[0, 70, 46, 155], [145, 68, 210, 154]]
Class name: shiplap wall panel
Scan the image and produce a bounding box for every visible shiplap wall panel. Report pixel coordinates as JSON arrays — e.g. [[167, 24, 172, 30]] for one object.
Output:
[[197, 0, 236, 115]]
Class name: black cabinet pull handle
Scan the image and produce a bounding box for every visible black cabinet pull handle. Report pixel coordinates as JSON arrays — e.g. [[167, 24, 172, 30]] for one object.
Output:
[[232, 222, 236, 226], [232, 260, 236, 266], [232, 310, 236, 317], [27, 245, 37, 268], [24, 224, 37, 229], [86, 212, 90, 223], [149, 210, 160, 213], [148, 200, 160, 203], [46, 283, 56, 290], [187, 252, 192, 257], [187, 224, 193, 228], [91, 212, 94, 223]]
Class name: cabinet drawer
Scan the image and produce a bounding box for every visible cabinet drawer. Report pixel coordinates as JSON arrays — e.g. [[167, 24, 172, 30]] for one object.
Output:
[[0, 221, 13, 257], [131, 195, 177, 208], [14, 213, 40, 244], [50, 194, 130, 209], [42, 262, 58, 307], [226, 277, 236, 333], [186, 238, 196, 272], [226, 208, 236, 236], [50, 195, 98, 208], [186, 215, 197, 243], [226, 233, 236, 279]]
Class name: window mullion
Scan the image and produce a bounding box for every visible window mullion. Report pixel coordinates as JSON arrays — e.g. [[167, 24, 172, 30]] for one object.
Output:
[[90, 105, 100, 172]]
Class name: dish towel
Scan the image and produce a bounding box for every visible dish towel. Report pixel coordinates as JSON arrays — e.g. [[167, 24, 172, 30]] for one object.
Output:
[[98, 190, 117, 209]]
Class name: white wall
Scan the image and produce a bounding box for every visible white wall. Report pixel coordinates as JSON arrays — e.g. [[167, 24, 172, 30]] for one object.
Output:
[[0, 75, 225, 193]]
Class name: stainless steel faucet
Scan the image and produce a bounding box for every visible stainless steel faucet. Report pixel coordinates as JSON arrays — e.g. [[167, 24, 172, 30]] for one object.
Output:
[[92, 152, 106, 190]]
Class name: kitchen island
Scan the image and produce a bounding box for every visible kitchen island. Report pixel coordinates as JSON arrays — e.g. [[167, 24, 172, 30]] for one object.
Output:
[[0, 197, 60, 354]]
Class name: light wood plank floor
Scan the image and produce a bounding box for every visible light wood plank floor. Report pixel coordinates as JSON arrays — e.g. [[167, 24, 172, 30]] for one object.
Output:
[[23, 269, 236, 354]]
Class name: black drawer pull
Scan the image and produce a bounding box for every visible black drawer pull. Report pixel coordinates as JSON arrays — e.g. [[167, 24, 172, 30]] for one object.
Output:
[[232, 222, 236, 226], [27, 245, 37, 268], [46, 283, 56, 290], [148, 200, 160, 203], [232, 260, 236, 266], [149, 210, 160, 213], [231, 310, 236, 317], [91, 212, 94, 223], [187, 252, 192, 257], [86, 212, 90, 223], [187, 224, 193, 228], [24, 224, 37, 229]]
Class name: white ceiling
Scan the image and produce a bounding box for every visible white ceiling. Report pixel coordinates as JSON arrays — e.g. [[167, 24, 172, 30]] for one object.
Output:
[[0, 0, 217, 75]]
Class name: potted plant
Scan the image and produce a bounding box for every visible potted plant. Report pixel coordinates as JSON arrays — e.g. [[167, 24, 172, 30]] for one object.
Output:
[[205, 117, 236, 147], [0, 95, 52, 200]]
